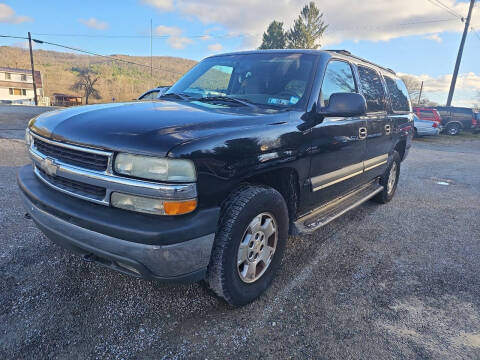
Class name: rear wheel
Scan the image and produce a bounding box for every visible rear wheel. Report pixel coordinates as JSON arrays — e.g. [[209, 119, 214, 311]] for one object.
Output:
[[373, 151, 400, 204], [206, 185, 289, 306], [446, 123, 460, 136]]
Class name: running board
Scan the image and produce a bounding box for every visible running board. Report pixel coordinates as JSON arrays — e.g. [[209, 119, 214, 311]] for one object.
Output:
[[293, 181, 383, 235]]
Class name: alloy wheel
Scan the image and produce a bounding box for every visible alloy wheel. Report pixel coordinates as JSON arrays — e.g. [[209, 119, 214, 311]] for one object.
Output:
[[237, 212, 278, 283]]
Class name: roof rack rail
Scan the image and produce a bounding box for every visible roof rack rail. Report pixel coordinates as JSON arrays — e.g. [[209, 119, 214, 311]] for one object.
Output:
[[325, 49, 396, 75]]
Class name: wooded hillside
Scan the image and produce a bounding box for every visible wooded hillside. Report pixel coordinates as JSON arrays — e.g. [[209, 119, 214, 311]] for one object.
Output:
[[0, 46, 196, 103]]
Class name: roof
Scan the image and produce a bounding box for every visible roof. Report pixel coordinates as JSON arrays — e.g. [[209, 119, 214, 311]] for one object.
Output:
[[206, 49, 396, 75], [0, 66, 39, 74], [53, 93, 82, 98]]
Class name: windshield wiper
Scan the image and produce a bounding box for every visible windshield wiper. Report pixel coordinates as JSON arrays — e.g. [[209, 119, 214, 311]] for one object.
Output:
[[159, 92, 191, 101], [196, 96, 257, 108]]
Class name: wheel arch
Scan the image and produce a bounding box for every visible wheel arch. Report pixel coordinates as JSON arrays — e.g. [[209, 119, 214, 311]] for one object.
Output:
[[445, 120, 463, 129], [235, 167, 300, 223], [394, 139, 407, 161]]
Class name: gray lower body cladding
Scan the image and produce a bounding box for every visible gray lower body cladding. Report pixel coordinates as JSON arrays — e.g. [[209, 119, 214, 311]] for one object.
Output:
[[17, 165, 219, 282]]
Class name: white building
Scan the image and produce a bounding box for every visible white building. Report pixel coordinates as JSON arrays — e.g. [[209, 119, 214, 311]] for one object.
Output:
[[0, 67, 44, 104]]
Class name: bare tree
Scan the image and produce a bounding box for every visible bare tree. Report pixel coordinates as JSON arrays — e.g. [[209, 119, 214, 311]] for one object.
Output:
[[400, 75, 438, 106], [400, 75, 422, 105], [71, 67, 101, 104]]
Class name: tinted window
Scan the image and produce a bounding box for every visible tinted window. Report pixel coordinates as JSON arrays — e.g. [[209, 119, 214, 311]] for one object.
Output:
[[189, 65, 233, 94], [357, 66, 386, 112], [320, 61, 356, 107], [384, 76, 410, 112], [168, 53, 316, 109]]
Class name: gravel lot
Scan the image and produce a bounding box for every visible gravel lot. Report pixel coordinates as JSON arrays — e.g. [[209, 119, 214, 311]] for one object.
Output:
[[1, 106, 480, 359]]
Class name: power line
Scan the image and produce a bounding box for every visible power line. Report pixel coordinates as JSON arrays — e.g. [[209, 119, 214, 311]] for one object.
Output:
[[0, 34, 29, 40], [425, 0, 463, 19], [432, 0, 463, 18], [0, 34, 184, 75]]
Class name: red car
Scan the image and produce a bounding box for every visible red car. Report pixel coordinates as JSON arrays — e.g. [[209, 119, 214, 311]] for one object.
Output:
[[413, 107, 442, 125]]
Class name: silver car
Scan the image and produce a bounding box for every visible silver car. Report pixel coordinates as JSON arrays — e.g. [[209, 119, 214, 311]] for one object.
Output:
[[413, 114, 441, 137], [138, 86, 170, 100]]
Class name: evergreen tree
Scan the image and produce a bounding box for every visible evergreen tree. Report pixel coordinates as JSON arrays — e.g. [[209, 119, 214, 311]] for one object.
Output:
[[287, 2, 328, 49], [259, 21, 287, 49]]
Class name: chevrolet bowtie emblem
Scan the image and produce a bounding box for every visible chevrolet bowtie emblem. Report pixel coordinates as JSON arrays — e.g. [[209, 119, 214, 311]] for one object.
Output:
[[41, 157, 58, 176]]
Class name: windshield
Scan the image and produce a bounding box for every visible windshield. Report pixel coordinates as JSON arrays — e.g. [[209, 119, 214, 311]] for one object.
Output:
[[167, 53, 316, 109]]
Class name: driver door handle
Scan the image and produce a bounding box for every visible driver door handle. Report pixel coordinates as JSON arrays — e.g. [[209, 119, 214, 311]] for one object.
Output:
[[359, 127, 367, 140], [385, 124, 391, 135]]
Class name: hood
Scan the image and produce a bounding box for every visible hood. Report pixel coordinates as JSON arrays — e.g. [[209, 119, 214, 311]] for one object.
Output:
[[29, 100, 285, 157]]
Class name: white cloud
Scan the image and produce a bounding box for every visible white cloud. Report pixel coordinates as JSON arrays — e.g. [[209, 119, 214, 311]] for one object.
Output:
[[155, 25, 192, 49], [424, 33, 442, 43], [399, 72, 480, 93], [141, 0, 174, 11], [142, 0, 479, 48], [207, 43, 223, 52], [155, 25, 182, 37], [0, 3, 32, 24], [167, 36, 192, 49], [399, 72, 480, 107], [79, 17, 109, 30]]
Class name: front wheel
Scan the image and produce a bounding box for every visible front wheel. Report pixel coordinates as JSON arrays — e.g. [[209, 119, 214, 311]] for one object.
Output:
[[373, 151, 400, 204], [206, 185, 289, 306]]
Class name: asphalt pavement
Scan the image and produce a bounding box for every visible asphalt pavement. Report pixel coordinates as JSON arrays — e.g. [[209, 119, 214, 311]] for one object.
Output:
[[1, 106, 479, 359]]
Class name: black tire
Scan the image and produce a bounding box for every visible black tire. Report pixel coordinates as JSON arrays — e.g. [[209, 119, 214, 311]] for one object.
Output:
[[414, 128, 418, 138], [373, 151, 401, 204], [206, 185, 289, 307], [446, 123, 460, 136]]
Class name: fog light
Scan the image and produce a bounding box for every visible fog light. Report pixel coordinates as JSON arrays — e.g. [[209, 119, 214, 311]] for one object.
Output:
[[111, 192, 196, 215]]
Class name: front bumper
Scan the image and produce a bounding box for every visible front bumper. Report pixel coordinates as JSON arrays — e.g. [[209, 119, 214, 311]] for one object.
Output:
[[18, 165, 220, 282]]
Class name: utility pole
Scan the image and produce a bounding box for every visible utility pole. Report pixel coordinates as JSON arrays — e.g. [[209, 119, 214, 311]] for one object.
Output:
[[417, 81, 424, 105], [28, 32, 38, 106], [446, 0, 475, 106]]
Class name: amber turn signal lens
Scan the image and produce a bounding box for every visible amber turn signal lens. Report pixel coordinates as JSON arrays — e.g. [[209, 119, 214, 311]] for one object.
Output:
[[163, 199, 197, 215]]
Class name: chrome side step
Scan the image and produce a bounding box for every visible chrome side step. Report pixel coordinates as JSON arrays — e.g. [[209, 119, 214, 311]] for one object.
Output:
[[293, 181, 383, 235]]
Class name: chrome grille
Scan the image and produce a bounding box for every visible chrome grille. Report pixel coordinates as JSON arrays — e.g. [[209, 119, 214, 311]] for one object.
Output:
[[28, 131, 197, 207], [34, 137, 109, 171], [36, 167, 106, 200]]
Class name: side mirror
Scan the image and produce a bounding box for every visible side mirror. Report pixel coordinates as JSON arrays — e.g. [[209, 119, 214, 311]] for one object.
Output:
[[319, 93, 367, 118]]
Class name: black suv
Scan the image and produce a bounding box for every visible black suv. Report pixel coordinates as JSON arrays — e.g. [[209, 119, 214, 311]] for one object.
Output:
[[435, 106, 476, 135], [18, 50, 413, 306]]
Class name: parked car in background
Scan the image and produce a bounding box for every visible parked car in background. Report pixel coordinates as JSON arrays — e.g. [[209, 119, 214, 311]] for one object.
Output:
[[413, 107, 442, 127], [413, 114, 440, 137], [435, 106, 476, 135], [19, 49, 413, 306], [137, 86, 170, 100], [474, 112, 480, 133]]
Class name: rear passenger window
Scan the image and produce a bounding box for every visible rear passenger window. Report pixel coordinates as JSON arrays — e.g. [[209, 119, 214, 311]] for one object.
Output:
[[384, 76, 411, 112], [419, 110, 433, 118], [357, 66, 386, 112], [320, 61, 356, 107]]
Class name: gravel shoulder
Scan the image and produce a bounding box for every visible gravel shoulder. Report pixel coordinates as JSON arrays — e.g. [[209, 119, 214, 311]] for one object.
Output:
[[1, 128, 479, 359]]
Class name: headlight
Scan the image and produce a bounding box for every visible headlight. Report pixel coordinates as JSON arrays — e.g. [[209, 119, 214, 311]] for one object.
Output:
[[111, 192, 197, 215], [25, 129, 33, 147], [114, 153, 196, 182]]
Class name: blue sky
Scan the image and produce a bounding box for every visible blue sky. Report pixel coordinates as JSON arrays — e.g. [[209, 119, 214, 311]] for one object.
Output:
[[1, 0, 479, 106]]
